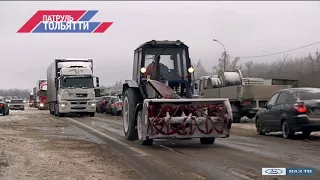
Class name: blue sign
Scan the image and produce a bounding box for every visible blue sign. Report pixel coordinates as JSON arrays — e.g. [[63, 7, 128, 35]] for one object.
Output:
[[286, 168, 316, 176]]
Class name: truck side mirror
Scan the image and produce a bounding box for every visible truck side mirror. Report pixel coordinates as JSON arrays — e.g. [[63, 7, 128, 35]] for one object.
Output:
[[194, 83, 198, 90], [96, 77, 99, 87]]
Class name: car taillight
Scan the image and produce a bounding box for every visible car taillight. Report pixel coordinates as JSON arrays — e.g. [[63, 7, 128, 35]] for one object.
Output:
[[0, 104, 3, 107], [111, 103, 114, 107], [118, 102, 123, 106], [241, 101, 251, 106], [294, 103, 307, 113], [103, 100, 106, 105]]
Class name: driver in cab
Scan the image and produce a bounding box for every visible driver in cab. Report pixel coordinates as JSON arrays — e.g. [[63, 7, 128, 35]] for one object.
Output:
[[145, 56, 169, 80]]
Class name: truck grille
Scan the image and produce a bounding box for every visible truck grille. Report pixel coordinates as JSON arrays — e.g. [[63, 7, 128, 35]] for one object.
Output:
[[71, 102, 87, 105], [71, 107, 86, 110], [76, 93, 87, 97]]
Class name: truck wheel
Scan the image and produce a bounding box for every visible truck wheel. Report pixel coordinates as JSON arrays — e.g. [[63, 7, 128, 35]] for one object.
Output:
[[58, 113, 64, 117], [200, 137, 215, 144], [233, 117, 241, 123], [246, 113, 255, 119], [54, 104, 58, 116], [123, 88, 141, 141], [282, 120, 295, 139], [90, 112, 95, 117], [137, 110, 153, 146]]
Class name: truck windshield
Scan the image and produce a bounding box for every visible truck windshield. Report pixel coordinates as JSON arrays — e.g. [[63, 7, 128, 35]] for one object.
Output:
[[11, 100, 23, 103], [61, 77, 94, 89], [39, 90, 47, 96]]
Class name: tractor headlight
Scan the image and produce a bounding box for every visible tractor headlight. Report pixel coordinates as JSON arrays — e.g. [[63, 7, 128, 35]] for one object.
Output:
[[140, 67, 146, 73], [188, 67, 195, 73]]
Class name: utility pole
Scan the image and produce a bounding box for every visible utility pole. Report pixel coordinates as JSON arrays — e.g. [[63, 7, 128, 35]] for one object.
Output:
[[213, 39, 227, 71]]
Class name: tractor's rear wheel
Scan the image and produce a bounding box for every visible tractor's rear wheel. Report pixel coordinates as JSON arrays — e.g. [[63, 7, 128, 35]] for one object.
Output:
[[123, 88, 141, 141]]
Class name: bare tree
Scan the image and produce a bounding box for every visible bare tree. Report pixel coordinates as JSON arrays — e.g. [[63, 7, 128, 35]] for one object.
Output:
[[239, 51, 320, 88], [244, 61, 253, 77], [195, 59, 208, 79], [277, 54, 288, 78]]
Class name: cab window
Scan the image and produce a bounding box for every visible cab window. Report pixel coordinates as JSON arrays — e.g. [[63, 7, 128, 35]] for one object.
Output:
[[266, 92, 279, 106]]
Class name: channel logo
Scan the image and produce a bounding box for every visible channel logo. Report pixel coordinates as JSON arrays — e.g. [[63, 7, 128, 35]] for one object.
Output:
[[262, 168, 286, 175], [262, 168, 316, 176]]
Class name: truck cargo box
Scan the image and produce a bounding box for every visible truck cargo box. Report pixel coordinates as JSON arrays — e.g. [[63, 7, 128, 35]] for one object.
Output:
[[202, 85, 293, 100]]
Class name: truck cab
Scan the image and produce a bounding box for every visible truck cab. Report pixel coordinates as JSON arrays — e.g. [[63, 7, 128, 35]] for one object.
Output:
[[48, 58, 99, 117]]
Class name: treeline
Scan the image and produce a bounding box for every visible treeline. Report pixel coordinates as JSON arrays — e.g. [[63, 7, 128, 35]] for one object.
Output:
[[0, 89, 30, 99], [194, 51, 320, 88]]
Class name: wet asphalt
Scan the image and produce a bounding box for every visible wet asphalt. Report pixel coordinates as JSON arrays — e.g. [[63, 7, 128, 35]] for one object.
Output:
[[11, 107, 320, 180]]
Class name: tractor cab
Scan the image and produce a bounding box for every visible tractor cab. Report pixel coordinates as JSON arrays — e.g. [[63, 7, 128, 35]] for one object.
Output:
[[132, 40, 195, 98]]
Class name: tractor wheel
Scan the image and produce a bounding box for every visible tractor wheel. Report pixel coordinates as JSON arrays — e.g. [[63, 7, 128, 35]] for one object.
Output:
[[123, 88, 142, 141], [137, 110, 153, 146]]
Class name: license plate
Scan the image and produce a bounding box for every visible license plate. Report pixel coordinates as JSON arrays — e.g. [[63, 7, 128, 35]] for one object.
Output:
[[313, 108, 320, 114]]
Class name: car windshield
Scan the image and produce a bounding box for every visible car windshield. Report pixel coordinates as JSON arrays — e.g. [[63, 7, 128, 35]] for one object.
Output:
[[102, 96, 112, 102], [11, 100, 23, 103], [144, 47, 188, 80], [110, 98, 117, 103], [61, 76, 93, 89], [295, 92, 320, 100]]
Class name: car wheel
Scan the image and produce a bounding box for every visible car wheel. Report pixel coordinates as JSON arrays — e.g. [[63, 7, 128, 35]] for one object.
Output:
[[282, 120, 295, 139], [255, 117, 265, 135]]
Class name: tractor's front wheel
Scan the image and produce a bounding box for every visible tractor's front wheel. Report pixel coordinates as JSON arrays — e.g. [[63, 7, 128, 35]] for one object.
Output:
[[137, 110, 153, 146], [123, 88, 141, 141]]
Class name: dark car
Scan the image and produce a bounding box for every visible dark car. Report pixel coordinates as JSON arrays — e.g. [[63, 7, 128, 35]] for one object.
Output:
[[0, 98, 10, 116], [96, 96, 114, 113], [94, 97, 101, 112], [255, 88, 320, 139], [105, 97, 118, 114]]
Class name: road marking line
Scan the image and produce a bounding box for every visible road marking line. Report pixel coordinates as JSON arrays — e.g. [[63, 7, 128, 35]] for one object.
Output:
[[67, 117, 150, 157], [230, 170, 254, 180], [189, 172, 206, 180], [159, 145, 174, 151], [92, 116, 123, 126], [92, 121, 124, 136]]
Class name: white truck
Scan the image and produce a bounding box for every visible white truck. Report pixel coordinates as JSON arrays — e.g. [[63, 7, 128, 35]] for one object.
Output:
[[47, 58, 99, 117]]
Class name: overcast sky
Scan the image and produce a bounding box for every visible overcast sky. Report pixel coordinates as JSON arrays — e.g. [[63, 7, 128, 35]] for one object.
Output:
[[1, 1, 320, 89]]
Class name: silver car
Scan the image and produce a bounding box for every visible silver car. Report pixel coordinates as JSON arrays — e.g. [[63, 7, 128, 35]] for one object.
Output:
[[9, 99, 25, 110]]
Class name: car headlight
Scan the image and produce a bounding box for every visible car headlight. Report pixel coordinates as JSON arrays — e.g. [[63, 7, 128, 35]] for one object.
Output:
[[40, 103, 44, 107]]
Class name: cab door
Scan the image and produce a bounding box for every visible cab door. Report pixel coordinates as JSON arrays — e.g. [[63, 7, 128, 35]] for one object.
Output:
[[260, 92, 280, 128], [272, 91, 294, 130]]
